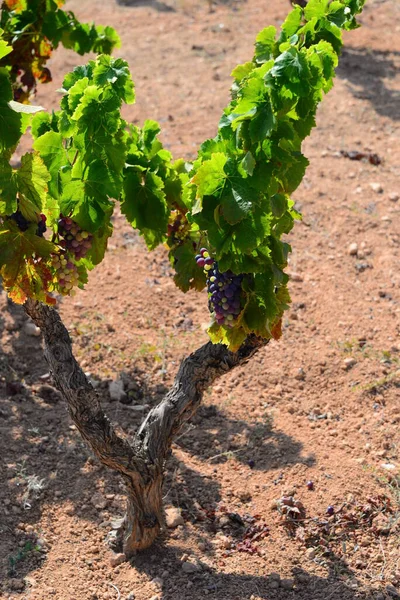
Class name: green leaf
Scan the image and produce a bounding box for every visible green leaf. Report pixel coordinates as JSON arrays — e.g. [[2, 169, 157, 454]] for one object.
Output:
[[0, 160, 17, 215], [221, 179, 254, 225], [92, 55, 135, 104], [171, 241, 205, 292], [16, 153, 50, 219], [207, 321, 247, 352], [0, 31, 12, 60], [190, 153, 227, 214], [121, 171, 168, 249], [254, 26, 277, 63], [0, 68, 29, 152], [270, 47, 311, 96], [84, 218, 113, 267], [231, 61, 254, 81], [305, 0, 329, 20], [239, 151, 256, 177], [33, 131, 67, 198]]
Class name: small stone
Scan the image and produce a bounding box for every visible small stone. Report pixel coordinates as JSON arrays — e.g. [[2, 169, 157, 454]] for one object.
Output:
[[181, 561, 201, 574], [24, 322, 41, 337], [269, 581, 280, 589], [281, 578, 295, 590], [151, 577, 163, 590], [370, 182, 383, 193], [374, 514, 392, 535], [198, 542, 207, 552], [126, 593, 135, 600], [237, 489, 252, 502], [343, 357, 357, 370], [9, 579, 25, 591], [108, 379, 127, 403], [218, 535, 231, 549], [290, 272, 303, 282], [149, 596, 160, 600], [348, 242, 358, 256], [109, 552, 126, 567], [306, 547, 316, 560], [91, 491, 108, 510], [165, 507, 184, 528], [389, 192, 399, 202], [386, 586, 400, 599], [294, 368, 305, 380]]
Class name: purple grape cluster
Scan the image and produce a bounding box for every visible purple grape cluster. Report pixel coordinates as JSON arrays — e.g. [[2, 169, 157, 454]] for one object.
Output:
[[58, 217, 92, 260], [195, 248, 243, 327], [10, 211, 47, 237]]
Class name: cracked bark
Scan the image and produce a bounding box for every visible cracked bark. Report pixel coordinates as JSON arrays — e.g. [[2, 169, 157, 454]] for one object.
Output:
[[24, 298, 267, 555]]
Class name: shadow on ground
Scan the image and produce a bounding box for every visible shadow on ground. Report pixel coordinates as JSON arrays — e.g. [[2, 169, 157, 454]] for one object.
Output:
[[0, 299, 311, 588], [130, 542, 376, 600], [338, 46, 400, 121]]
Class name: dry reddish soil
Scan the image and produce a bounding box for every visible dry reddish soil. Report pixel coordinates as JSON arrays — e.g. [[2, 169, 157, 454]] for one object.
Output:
[[1, 0, 400, 599]]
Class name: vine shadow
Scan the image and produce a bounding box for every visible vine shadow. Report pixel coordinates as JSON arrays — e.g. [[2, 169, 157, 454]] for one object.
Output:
[[337, 46, 400, 121], [130, 541, 380, 600]]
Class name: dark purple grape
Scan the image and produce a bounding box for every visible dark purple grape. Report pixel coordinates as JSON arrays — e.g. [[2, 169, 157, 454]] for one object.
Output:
[[248, 459, 255, 469], [194, 247, 244, 327], [306, 481, 314, 491], [10, 211, 30, 231], [327, 505, 334, 516]]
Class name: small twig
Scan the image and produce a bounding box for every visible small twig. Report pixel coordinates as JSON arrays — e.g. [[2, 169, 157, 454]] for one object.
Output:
[[174, 424, 196, 442], [108, 583, 121, 600], [208, 448, 243, 462]]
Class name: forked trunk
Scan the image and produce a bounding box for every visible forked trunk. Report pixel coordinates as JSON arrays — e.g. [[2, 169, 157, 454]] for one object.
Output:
[[24, 299, 266, 551]]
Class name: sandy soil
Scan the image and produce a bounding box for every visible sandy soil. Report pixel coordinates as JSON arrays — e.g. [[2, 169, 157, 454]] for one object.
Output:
[[0, 0, 399, 599]]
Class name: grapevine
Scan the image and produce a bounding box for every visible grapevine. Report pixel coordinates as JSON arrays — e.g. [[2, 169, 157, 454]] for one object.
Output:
[[0, 0, 120, 102], [0, 0, 366, 349]]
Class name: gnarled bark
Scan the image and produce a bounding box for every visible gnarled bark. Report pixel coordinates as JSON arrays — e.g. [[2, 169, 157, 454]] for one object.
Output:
[[24, 298, 266, 554]]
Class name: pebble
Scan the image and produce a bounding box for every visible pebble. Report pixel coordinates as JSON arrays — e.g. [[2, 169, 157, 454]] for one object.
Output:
[[236, 489, 252, 502], [91, 491, 108, 510], [370, 182, 383, 193], [389, 192, 399, 202], [281, 578, 295, 590], [9, 579, 25, 591], [348, 242, 358, 256], [343, 357, 357, 369], [109, 552, 126, 567], [108, 379, 127, 403], [126, 594, 135, 600], [386, 585, 400, 598], [289, 272, 303, 282], [165, 507, 184, 528], [181, 561, 201, 574], [24, 322, 41, 337], [306, 547, 316, 560], [269, 581, 280, 589], [151, 577, 163, 590]]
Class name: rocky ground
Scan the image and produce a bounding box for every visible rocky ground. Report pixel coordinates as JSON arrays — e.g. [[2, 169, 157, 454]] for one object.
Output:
[[0, 0, 399, 599]]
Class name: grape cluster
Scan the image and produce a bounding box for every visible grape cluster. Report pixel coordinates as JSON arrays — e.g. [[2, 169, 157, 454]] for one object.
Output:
[[167, 211, 189, 247], [195, 248, 243, 327], [50, 254, 79, 296], [10, 211, 47, 236], [58, 217, 92, 260]]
